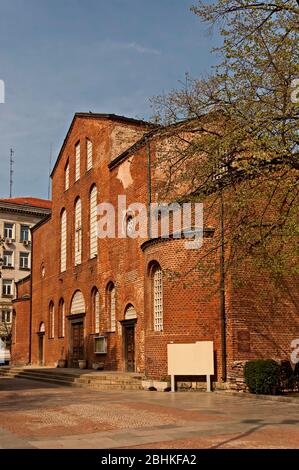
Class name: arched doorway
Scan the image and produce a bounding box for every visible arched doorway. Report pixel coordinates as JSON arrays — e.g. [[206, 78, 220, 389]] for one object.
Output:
[[122, 304, 137, 372], [69, 291, 85, 367], [38, 322, 45, 365]]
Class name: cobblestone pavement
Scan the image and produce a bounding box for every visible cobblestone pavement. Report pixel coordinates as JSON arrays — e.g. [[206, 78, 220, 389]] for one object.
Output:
[[0, 377, 299, 449]]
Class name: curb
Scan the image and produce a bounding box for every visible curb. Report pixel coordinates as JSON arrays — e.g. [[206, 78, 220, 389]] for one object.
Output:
[[214, 390, 299, 404]]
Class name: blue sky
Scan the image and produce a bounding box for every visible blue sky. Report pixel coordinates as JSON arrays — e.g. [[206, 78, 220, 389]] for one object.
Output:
[[0, 0, 220, 199]]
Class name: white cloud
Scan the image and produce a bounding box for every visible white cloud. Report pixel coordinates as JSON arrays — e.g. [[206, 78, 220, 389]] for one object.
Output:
[[104, 40, 161, 56]]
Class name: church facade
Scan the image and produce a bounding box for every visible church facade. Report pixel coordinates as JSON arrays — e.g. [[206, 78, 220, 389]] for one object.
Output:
[[11, 113, 299, 387]]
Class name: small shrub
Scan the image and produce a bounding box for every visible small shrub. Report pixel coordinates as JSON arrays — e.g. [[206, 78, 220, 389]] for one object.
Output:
[[279, 360, 295, 392], [293, 363, 299, 391], [244, 359, 280, 395]]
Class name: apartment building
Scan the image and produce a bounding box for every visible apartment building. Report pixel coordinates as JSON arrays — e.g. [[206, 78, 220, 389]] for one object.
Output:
[[0, 197, 51, 359]]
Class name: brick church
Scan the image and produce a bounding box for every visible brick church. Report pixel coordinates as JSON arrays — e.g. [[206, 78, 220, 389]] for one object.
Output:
[[11, 113, 299, 386]]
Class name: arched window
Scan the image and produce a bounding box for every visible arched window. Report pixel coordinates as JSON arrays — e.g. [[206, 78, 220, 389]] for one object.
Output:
[[150, 263, 163, 331], [107, 283, 116, 332], [48, 302, 54, 338], [74, 198, 82, 265], [75, 142, 80, 181], [58, 299, 65, 337], [60, 209, 67, 272], [86, 138, 93, 171], [90, 185, 98, 259], [70, 290, 85, 314], [92, 288, 100, 333]]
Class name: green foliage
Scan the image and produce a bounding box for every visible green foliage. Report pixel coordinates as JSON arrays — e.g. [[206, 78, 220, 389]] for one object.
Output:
[[244, 359, 280, 394], [279, 360, 295, 391], [150, 0, 299, 276], [293, 363, 299, 390]]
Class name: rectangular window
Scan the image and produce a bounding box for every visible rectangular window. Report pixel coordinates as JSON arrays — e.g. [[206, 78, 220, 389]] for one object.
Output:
[[20, 224, 30, 242], [86, 138, 93, 171], [20, 252, 29, 269], [75, 142, 80, 181], [2, 280, 13, 296], [94, 336, 107, 354], [1, 310, 11, 323], [65, 161, 69, 191], [4, 223, 14, 239], [3, 251, 13, 267]]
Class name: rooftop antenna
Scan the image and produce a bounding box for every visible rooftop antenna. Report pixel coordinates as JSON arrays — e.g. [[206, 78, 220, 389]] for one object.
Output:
[[9, 149, 14, 198], [48, 144, 52, 200]]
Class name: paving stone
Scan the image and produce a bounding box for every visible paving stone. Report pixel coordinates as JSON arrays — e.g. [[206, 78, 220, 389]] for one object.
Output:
[[0, 377, 299, 449]]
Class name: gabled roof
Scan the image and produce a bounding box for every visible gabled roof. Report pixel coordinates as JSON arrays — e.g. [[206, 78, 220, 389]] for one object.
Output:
[[50, 112, 156, 178], [0, 197, 52, 210]]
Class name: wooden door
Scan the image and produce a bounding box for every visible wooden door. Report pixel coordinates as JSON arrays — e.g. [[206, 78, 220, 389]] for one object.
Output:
[[72, 322, 84, 365], [125, 325, 135, 372], [38, 334, 44, 365]]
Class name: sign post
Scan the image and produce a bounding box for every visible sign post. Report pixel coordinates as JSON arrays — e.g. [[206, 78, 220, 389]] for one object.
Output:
[[167, 341, 214, 392]]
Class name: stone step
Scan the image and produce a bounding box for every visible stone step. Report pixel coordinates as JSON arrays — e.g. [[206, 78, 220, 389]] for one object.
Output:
[[1, 370, 143, 385], [1, 372, 142, 390], [0, 368, 143, 391], [3, 369, 80, 379], [1, 369, 70, 380]]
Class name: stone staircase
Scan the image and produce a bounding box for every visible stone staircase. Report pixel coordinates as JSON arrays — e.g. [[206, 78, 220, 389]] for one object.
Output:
[[0, 367, 145, 391]]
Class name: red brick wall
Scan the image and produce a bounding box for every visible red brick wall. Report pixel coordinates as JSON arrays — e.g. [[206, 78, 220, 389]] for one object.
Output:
[[229, 259, 299, 367], [29, 116, 152, 370], [11, 276, 31, 365], [142, 237, 225, 380]]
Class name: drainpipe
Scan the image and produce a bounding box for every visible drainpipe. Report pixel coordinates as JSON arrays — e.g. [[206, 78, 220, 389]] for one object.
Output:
[[220, 189, 227, 382], [28, 229, 33, 364], [146, 140, 152, 239]]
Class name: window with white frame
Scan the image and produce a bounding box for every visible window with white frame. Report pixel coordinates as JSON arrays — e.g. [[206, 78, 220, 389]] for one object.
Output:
[[20, 252, 29, 269], [3, 251, 13, 267], [74, 198, 82, 265], [49, 302, 54, 338], [86, 138, 93, 171], [65, 161, 70, 191], [60, 209, 67, 272], [2, 280, 13, 296], [90, 185, 97, 258], [20, 225, 30, 242], [4, 223, 14, 239], [152, 265, 163, 331], [1, 310, 11, 323], [108, 284, 116, 332], [75, 142, 80, 181]]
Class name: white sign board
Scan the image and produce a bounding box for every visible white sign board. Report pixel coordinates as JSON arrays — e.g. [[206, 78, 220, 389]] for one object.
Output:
[[167, 341, 214, 392]]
